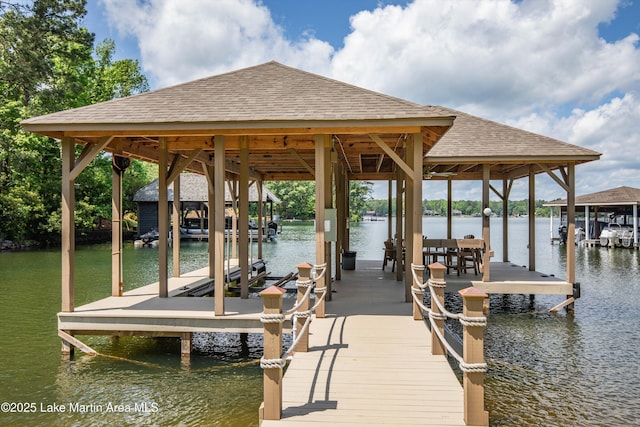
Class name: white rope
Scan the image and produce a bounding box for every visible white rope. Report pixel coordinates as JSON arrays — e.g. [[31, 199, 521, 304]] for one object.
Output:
[[260, 313, 285, 324], [283, 314, 312, 360], [284, 279, 313, 315], [312, 263, 327, 284], [310, 286, 327, 312], [260, 357, 287, 369], [459, 315, 487, 328], [410, 263, 488, 374]]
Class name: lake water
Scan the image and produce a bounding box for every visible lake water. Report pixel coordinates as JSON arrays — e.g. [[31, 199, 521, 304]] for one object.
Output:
[[1, 217, 639, 426]]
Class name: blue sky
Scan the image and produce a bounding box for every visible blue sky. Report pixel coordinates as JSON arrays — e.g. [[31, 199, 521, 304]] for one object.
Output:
[[84, 0, 640, 201]]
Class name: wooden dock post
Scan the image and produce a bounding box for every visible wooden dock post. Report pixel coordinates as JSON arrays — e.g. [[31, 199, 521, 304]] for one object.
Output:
[[459, 287, 489, 426], [428, 262, 447, 356], [259, 285, 286, 421], [295, 262, 313, 352], [180, 332, 192, 359]]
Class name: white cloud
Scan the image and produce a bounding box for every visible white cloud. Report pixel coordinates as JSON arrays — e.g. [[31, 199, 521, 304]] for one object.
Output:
[[100, 0, 334, 87], [100, 0, 640, 200], [332, 0, 639, 120]]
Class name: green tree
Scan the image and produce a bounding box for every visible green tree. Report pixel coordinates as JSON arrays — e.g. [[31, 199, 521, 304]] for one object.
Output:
[[349, 181, 373, 221], [0, 0, 150, 244], [267, 181, 316, 220]]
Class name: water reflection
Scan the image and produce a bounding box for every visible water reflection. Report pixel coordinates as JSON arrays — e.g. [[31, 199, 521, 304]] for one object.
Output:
[[2, 218, 640, 425]]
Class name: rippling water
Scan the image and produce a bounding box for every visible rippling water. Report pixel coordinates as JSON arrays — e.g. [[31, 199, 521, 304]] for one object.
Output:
[[1, 217, 639, 426]]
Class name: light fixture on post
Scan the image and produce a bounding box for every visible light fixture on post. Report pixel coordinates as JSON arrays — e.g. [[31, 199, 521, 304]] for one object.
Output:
[[483, 207, 492, 217]]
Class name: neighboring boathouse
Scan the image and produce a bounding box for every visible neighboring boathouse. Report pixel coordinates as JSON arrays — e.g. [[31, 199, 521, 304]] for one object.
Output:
[[546, 185, 640, 247], [21, 61, 601, 425], [134, 173, 280, 236]]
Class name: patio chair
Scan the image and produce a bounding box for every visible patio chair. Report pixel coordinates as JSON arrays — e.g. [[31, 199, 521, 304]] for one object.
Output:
[[382, 240, 396, 272]]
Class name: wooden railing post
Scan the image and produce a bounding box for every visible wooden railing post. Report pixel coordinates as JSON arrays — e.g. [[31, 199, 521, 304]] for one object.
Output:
[[259, 285, 286, 421], [295, 262, 313, 352], [459, 287, 489, 426], [428, 262, 447, 355]]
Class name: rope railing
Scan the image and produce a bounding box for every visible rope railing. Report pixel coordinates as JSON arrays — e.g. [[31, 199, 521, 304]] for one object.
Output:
[[259, 262, 328, 378], [411, 262, 490, 426], [410, 263, 487, 373]]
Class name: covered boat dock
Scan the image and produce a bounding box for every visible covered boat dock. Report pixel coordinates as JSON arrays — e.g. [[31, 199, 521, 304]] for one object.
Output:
[[22, 61, 600, 425], [545, 185, 640, 248]]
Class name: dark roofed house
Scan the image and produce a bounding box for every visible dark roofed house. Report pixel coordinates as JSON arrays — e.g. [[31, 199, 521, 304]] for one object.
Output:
[[133, 173, 280, 236]]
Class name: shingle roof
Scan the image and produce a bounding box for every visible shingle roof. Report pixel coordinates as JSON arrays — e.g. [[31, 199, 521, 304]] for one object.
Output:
[[22, 61, 449, 126], [133, 173, 280, 203], [21, 61, 599, 181], [427, 108, 599, 159], [545, 186, 640, 206]]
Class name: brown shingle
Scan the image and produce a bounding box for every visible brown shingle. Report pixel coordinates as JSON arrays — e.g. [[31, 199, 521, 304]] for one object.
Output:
[[23, 61, 443, 126]]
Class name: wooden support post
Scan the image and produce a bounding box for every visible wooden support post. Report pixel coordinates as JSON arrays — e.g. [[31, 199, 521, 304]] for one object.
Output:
[[180, 332, 192, 358], [314, 265, 326, 319], [405, 137, 414, 302], [395, 166, 403, 281], [566, 163, 576, 284], [112, 146, 123, 296], [61, 137, 75, 313], [205, 164, 215, 282], [158, 137, 169, 298], [447, 178, 453, 239], [566, 163, 576, 310], [410, 133, 423, 302], [387, 179, 393, 241], [459, 287, 490, 427], [482, 165, 491, 282], [428, 263, 447, 355], [295, 262, 313, 352], [314, 135, 327, 298], [324, 137, 333, 298], [259, 286, 286, 421], [172, 173, 181, 277], [502, 178, 510, 262], [528, 166, 536, 271], [214, 136, 226, 316], [257, 180, 263, 259], [240, 136, 249, 299], [335, 162, 344, 281]]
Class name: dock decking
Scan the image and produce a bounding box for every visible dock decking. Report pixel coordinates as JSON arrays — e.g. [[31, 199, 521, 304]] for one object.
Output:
[[261, 260, 470, 427], [59, 266, 291, 334]]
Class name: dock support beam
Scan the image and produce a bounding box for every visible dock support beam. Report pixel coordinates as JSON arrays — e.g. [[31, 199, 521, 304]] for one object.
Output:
[[529, 166, 536, 271], [172, 173, 181, 277], [314, 135, 329, 298], [61, 137, 75, 313], [240, 136, 249, 299], [410, 133, 423, 303], [214, 136, 226, 316], [180, 332, 192, 358], [481, 165, 491, 281], [158, 137, 169, 297]]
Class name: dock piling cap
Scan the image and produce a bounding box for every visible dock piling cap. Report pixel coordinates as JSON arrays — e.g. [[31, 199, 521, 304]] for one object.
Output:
[[297, 262, 313, 278], [458, 287, 488, 299], [259, 285, 286, 297]]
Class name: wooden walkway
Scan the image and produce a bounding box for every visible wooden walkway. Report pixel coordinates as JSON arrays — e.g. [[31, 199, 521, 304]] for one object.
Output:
[[261, 260, 470, 427]]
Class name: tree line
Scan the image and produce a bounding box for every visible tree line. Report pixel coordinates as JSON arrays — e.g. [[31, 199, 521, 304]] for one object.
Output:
[[1, 0, 153, 246], [367, 198, 553, 217]]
